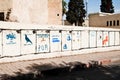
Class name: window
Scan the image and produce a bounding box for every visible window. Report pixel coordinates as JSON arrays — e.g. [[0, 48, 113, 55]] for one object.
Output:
[[110, 21, 112, 26], [0, 12, 4, 21], [107, 21, 109, 26], [57, 14, 59, 16], [117, 20, 119, 26], [113, 20, 115, 26]]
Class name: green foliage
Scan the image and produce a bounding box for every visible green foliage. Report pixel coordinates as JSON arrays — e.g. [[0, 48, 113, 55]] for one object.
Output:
[[62, 0, 67, 16], [66, 0, 86, 26], [100, 0, 114, 13]]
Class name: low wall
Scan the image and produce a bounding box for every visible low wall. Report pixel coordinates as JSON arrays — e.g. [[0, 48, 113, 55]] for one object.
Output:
[[0, 22, 120, 63]]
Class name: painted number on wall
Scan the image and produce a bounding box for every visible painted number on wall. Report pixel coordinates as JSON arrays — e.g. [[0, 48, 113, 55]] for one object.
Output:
[[38, 44, 48, 51]]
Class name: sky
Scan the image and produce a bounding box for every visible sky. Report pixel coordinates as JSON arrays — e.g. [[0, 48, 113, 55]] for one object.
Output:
[[65, 0, 120, 14]]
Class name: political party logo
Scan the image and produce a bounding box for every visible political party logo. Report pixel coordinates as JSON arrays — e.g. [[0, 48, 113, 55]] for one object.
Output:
[[25, 34, 32, 44], [52, 34, 60, 43], [63, 44, 67, 49], [102, 36, 108, 45], [67, 35, 71, 41], [6, 33, 16, 40], [6, 33, 16, 44], [52, 38, 60, 42]]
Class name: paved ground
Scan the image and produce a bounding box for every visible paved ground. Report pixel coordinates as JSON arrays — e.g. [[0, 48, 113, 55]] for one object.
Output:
[[1, 59, 120, 80], [0, 50, 120, 78]]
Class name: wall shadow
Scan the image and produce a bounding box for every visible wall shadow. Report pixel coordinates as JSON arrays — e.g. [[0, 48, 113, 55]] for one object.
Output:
[[0, 61, 120, 80]]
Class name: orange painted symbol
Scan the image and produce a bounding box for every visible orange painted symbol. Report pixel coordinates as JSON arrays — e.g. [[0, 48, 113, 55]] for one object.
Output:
[[102, 36, 108, 45], [41, 38, 45, 42]]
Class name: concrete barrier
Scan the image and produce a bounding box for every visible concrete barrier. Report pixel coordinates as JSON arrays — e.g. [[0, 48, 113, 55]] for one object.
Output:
[[0, 21, 120, 62]]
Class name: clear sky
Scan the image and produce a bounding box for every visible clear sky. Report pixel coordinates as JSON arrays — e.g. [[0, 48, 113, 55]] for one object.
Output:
[[65, 0, 120, 14]]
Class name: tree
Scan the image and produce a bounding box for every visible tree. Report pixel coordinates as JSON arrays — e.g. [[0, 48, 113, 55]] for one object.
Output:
[[66, 0, 86, 26], [100, 0, 114, 13], [62, 0, 67, 16]]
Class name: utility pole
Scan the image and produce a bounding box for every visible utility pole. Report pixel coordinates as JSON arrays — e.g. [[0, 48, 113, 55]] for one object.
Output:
[[85, 0, 88, 19]]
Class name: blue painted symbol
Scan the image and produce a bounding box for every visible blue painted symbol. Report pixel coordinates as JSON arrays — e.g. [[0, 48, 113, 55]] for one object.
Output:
[[52, 38, 60, 42], [6, 33, 16, 40], [67, 35, 71, 41], [63, 44, 67, 49], [25, 34, 32, 44]]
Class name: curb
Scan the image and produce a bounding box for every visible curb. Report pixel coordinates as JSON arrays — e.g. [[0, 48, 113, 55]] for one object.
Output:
[[85, 58, 120, 68], [99, 59, 111, 65], [99, 58, 120, 65], [110, 58, 120, 62]]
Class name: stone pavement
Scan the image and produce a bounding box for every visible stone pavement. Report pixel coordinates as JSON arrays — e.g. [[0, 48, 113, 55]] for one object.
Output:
[[0, 50, 120, 77]]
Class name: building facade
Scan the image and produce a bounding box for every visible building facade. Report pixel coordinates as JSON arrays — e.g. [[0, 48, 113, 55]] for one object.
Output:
[[0, 0, 12, 21], [89, 13, 120, 28], [0, 0, 62, 25]]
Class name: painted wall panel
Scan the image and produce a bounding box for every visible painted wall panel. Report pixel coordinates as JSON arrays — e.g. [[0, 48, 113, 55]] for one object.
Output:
[[37, 30, 50, 53], [50, 31, 61, 52], [72, 31, 81, 50], [102, 32, 109, 47], [109, 32, 114, 46], [81, 30, 89, 48], [21, 30, 36, 54], [115, 32, 119, 45], [62, 31, 72, 51], [0, 32, 2, 56], [3, 30, 20, 56], [97, 31, 102, 47], [90, 31, 96, 48]]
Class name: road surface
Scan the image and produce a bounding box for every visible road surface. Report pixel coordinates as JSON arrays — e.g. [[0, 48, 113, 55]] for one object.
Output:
[[1, 61, 120, 80]]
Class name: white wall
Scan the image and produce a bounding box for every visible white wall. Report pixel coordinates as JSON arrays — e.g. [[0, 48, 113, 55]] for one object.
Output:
[[0, 22, 120, 59]]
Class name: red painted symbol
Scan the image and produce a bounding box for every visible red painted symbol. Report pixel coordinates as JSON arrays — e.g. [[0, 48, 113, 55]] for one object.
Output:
[[102, 36, 108, 45]]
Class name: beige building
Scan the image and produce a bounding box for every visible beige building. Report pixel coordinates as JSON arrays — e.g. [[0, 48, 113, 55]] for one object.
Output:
[[0, 0, 62, 25], [89, 12, 120, 28]]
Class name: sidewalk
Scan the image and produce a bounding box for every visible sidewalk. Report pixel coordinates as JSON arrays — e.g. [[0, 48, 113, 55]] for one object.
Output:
[[0, 50, 120, 76]]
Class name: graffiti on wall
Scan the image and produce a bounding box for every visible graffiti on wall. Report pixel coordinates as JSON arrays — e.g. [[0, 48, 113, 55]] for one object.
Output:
[[52, 35, 60, 43], [6, 33, 16, 40], [67, 35, 71, 41], [37, 33, 49, 52], [6, 33, 16, 44], [38, 44, 48, 51], [24, 34, 32, 44], [63, 44, 67, 49], [102, 36, 108, 45]]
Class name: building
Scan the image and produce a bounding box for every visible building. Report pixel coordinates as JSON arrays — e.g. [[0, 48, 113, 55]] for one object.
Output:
[[89, 12, 120, 28], [0, 0, 12, 21], [82, 19, 89, 27], [0, 0, 62, 25]]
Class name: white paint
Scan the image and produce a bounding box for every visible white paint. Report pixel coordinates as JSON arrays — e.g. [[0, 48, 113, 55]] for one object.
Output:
[[81, 30, 89, 48], [115, 32, 120, 45], [90, 31, 96, 47], [72, 31, 81, 50], [0, 22, 120, 63], [97, 31, 102, 47], [2, 30, 20, 56], [62, 31, 72, 51], [109, 32, 115, 46], [21, 30, 36, 54], [0, 46, 120, 63], [50, 31, 61, 52], [36, 30, 50, 53]]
